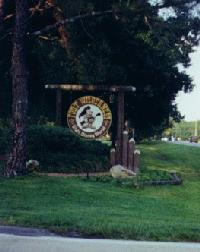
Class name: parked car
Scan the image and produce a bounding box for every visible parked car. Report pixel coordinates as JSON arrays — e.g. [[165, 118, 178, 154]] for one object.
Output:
[[161, 137, 169, 142], [189, 136, 199, 143]]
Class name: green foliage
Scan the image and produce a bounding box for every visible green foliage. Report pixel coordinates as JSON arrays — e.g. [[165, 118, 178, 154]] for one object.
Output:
[[0, 161, 4, 174], [139, 170, 172, 181], [0, 142, 200, 241], [1, 1, 200, 138], [0, 125, 110, 173], [163, 120, 200, 140], [0, 120, 9, 154], [139, 141, 200, 179], [86, 170, 173, 188]]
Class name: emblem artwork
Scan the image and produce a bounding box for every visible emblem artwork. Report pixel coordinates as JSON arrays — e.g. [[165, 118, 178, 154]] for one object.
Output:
[[67, 96, 112, 139]]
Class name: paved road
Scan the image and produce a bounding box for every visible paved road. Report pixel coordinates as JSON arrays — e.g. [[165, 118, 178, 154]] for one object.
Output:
[[167, 140, 200, 148], [1, 234, 200, 252], [0, 226, 56, 237]]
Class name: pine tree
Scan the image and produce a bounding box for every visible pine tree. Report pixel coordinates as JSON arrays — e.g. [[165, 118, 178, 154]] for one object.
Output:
[[5, 0, 29, 176]]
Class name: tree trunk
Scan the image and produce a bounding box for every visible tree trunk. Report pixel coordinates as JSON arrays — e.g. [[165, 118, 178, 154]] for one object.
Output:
[[0, 0, 5, 118], [0, 0, 5, 49], [0, 0, 5, 69], [5, 0, 29, 177], [0, 0, 4, 30]]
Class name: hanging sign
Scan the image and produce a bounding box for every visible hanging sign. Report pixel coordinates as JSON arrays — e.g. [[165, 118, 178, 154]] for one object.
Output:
[[67, 96, 112, 139]]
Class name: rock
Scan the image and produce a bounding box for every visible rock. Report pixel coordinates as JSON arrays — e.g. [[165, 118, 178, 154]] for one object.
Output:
[[26, 160, 40, 172], [110, 165, 136, 179]]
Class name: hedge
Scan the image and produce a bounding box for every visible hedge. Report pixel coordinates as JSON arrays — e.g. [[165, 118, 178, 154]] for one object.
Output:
[[0, 125, 110, 173]]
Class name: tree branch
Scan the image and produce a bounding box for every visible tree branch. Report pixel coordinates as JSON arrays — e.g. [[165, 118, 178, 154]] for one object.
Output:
[[3, 1, 53, 22], [46, 0, 70, 50], [30, 10, 116, 36]]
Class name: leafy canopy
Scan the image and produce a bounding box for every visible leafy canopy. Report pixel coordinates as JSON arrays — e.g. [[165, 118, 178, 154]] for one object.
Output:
[[0, 0, 200, 138]]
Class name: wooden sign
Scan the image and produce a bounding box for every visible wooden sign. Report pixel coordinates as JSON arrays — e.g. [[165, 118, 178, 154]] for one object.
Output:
[[67, 96, 112, 139]]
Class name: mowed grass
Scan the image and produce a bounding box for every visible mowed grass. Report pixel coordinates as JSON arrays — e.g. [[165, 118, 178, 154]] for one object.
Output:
[[0, 142, 200, 241], [140, 142, 200, 179]]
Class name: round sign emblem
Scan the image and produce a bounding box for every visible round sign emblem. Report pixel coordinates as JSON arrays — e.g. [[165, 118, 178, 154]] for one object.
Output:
[[67, 96, 112, 139]]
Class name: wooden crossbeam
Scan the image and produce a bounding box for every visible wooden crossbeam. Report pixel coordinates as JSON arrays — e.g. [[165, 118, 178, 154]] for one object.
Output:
[[45, 84, 136, 165], [45, 84, 136, 92]]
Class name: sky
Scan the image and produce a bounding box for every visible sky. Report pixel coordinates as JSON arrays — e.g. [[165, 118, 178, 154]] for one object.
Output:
[[151, 0, 200, 122], [175, 46, 200, 121]]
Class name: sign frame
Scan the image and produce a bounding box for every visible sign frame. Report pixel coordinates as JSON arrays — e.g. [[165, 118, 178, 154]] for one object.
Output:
[[67, 96, 112, 140]]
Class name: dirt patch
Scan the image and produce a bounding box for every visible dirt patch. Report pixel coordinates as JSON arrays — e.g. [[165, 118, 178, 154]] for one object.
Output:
[[38, 172, 109, 177]]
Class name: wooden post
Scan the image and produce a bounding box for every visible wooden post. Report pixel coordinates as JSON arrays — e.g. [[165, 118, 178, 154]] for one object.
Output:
[[128, 138, 135, 170], [122, 131, 128, 168], [117, 91, 124, 164], [56, 89, 62, 125], [134, 149, 140, 174], [115, 140, 119, 164], [124, 120, 129, 131], [110, 148, 116, 167]]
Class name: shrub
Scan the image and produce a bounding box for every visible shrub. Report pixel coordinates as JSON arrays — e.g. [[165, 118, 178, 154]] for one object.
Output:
[[0, 127, 9, 154], [0, 125, 110, 173]]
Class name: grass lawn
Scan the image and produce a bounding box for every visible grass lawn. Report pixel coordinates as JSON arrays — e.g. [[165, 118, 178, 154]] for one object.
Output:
[[0, 142, 200, 241]]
